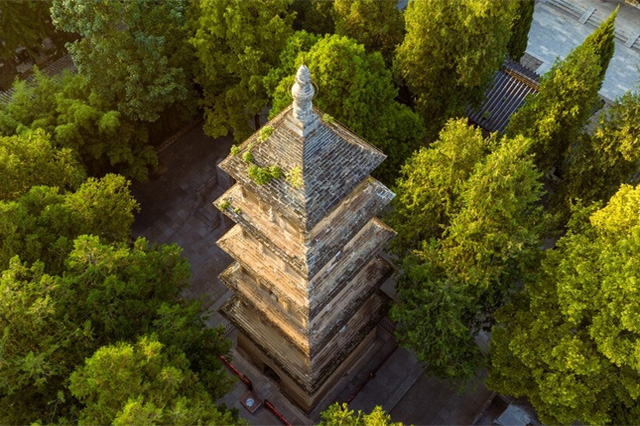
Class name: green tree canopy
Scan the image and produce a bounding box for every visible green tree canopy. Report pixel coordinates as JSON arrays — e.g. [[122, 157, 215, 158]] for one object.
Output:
[[0, 129, 85, 200], [507, 0, 535, 61], [0, 69, 157, 180], [0, 174, 138, 274], [392, 134, 545, 381], [488, 184, 640, 425], [394, 0, 517, 137], [0, 0, 55, 60], [0, 235, 234, 424], [270, 34, 425, 183], [505, 44, 602, 174], [190, 0, 295, 141], [69, 336, 236, 425], [333, 0, 404, 65], [563, 91, 640, 207], [387, 118, 488, 255], [319, 403, 403, 426], [582, 7, 617, 88], [50, 0, 191, 122], [290, 0, 336, 35]]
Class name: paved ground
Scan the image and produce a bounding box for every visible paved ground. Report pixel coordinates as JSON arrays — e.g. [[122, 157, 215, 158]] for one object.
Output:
[[528, 0, 640, 100]]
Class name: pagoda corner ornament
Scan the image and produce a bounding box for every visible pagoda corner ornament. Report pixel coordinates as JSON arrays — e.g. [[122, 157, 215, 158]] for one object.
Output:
[[214, 65, 396, 412]]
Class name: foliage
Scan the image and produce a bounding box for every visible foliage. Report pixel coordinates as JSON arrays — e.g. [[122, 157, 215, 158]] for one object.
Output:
[[0, 231, 235, 424], [286, 166, 304, 188], [563, 91, 640, 206], [333, 0, 404, 65], [394, 0, 517, 137], [258, 125, 275, 142], [582, 7, 617, 88], [0, 70, 157, 180], [0, 129, 85, 200], [488, 184, 640, 425], [69, 336, 237, 425], [230, 145, 241, 156], [242, 151, 254, 163], [190, 0, 295, 141], [264, 30, 321, 99], [219, 199, 230, 210], [319, 402, 403, 426], [0, 0, 55, 60], [392, 134, 545, 381], [290, 0, 336, 35], [388, 119, 488, 255], [270, 34, 425, 184], [505, 45, 601, 173], [507, 0, 535, 61], [51, 0, 192, 122], [248, 164, 282, 185], [0, 174, 138, 274]]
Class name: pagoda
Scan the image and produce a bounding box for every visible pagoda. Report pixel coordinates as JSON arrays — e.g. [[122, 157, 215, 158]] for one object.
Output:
[[215, 65, 396, 412]]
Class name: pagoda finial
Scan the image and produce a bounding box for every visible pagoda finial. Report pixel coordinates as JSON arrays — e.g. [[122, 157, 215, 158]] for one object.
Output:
[[291, 65, 316, 123]]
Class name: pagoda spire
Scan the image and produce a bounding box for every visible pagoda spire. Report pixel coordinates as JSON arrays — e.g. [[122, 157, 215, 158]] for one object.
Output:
[[290, 65, 319, 136]]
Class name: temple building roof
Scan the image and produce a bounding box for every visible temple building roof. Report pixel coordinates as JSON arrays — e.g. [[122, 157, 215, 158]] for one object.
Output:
[[219, 65, 387, 232]]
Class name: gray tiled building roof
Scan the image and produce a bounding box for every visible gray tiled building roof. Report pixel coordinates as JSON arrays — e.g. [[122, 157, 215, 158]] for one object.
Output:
[[468, 59, 540, 134], [219, 104, 387, 232]]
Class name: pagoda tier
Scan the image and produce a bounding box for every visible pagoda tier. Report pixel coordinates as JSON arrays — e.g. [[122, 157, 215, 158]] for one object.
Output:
[[214, 66, 396, 412]]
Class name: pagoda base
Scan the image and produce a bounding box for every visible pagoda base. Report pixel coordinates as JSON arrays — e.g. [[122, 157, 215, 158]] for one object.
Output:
[[236, 326, 379, 413]]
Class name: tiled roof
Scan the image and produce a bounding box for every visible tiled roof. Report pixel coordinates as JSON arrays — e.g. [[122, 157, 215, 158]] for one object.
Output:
[[219, 105, 386, 231], [468, 58, 540, 133]]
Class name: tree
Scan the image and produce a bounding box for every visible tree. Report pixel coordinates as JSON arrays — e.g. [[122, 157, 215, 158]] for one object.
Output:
[[270, 34, 425, 183], [190, 0, 295, 141], [488, 184, 640, 425], [563, 91, 640, 207], [505, 44, 601, 174], [387, 118, 488, 255], [319, 403, 402, 426], [394, 0, 517, 137], [51, 0, 192, 122], [0, 70, 157, 180], [0, 1, 55, 60], [507, 0, 534, 61], [392, 134, 545, 381], [333, 0, 404, 65], [0, 235, 234, 424], [0, 174, 138, 274], [290, 0, 336, 35], [69, 336, 237, 425], [0, 129, 85, 200], [581, 7, 617, 88]]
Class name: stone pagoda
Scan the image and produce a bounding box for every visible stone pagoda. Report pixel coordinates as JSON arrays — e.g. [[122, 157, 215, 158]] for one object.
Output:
[[215, 65, 396, 412]]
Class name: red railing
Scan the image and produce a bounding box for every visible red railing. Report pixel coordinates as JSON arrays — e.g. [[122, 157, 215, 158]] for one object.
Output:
[[264, 399, 294, 426], [218, 355, 294, 426]]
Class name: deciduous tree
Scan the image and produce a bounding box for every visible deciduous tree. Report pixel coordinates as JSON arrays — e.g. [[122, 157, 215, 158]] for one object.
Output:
[[51, 0, 191, 122], [488, 184, 640, 425], [0, 70, 157, 180], [270, 34, 425, 183], [0, 129, 85, 200], [69, 337, 237, 425], [333, 0, 404, 65], [190, 0, 294, 141], [0, 174, 138, 273], [319, 403, 402, 426], [394, 0, 517, 137]]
